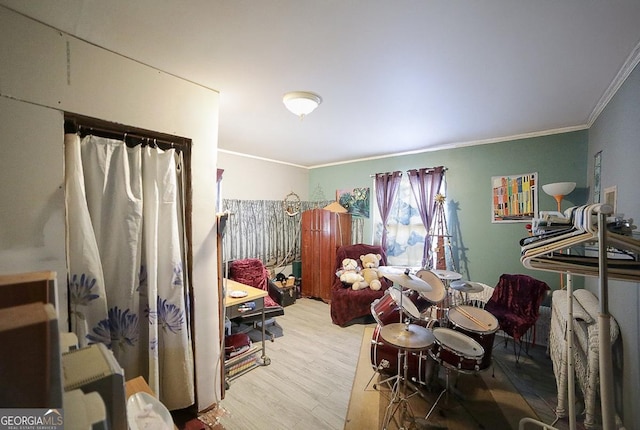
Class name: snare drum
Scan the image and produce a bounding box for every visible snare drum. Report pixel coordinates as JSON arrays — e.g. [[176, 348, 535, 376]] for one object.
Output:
[[371, 288, 421, 326], [429, 327, 484, 373], [370, 324, 435, 386], [447, 305, 498, 371]]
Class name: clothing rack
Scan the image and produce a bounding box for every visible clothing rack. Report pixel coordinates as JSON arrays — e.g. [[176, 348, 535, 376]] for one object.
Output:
[[520, 203, 640, 430]]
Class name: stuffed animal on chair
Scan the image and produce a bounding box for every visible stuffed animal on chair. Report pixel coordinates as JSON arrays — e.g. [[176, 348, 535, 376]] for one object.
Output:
[[336, 258, 364, 287], [352, 253, 383, 291]]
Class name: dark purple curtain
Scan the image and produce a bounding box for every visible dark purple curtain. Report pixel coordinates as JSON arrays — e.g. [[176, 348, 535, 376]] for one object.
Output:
[[374, 171, 402, 251], [407, 166, 445, 268]]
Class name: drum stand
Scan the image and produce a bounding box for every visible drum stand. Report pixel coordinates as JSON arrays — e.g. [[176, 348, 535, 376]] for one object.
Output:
[[418, 366, 484, 428], [380, 293, 429, 430], [372, 273, 437, 429], [423, 366, 454, 421], [381, 345, 423, 430]]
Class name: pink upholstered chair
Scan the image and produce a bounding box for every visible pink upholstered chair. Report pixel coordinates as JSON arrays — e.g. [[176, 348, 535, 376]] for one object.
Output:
[[228, 259, 284, 340], [330, 244, 391, 326]]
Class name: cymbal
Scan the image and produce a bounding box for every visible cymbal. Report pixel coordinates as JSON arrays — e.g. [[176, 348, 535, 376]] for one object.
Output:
[[432, 269, 462, 280], [450, 280, 485, 293], [379, 323, 435, 350], [378, 268, 433, 293]]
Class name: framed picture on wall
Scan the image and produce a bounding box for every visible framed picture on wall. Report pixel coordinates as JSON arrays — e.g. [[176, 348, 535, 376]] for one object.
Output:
[[491, 172, 538, 223], [594, 150, 602, 203], [336, 187, 370, 218]]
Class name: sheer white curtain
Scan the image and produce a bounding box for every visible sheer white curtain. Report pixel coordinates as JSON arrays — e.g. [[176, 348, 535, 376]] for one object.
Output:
[[373, 170, 446, 268], [65, 133, 194, 410], [373, 175, 427, 267]]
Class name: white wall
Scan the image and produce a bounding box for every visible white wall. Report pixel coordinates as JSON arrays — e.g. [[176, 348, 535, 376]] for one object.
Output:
[[0, 99, 67, 311], [217, 150, 309, 201], [0, 7, 221, 410], [587, 62, 640, 430]]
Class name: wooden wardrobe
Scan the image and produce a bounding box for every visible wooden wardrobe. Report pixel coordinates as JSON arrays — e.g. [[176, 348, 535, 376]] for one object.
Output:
[[301, 209, 352, 301]]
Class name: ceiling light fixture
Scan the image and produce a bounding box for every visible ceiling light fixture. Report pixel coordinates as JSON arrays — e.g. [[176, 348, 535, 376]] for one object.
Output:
[[283, 91, 322, 119]]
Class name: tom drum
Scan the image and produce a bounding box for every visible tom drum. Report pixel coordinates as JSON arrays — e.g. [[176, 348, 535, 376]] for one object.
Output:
[[371, 288, 421, 326], [447, 305, 498, 371], [415, 270, 447, 304]]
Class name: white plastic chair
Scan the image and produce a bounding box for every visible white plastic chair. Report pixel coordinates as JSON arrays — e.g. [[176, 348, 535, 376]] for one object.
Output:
[[465, 283, 494, 308]]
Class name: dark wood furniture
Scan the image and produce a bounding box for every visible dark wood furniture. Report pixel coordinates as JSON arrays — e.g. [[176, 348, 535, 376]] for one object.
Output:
[[301, 209, 352, 301]]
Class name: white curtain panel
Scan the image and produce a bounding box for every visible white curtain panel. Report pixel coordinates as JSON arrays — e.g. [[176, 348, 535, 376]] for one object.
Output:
[[65, 134, 194, 410], [64, 134, 109, 346], [375, 175, 428, 267]]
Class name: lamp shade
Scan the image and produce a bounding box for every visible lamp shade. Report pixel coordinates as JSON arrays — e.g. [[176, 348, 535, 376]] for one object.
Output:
[[542, 182, 576, 212], [541, 182, 576, 197], [283, 91, 322, 118]]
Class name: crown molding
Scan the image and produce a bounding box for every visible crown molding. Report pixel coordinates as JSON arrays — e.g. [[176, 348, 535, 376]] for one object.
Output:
[[588, 39, 640, 126]]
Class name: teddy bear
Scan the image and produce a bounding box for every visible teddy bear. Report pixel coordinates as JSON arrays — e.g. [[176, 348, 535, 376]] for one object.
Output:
[[352, 253, 383, 291], [335, 258, 364, 286]]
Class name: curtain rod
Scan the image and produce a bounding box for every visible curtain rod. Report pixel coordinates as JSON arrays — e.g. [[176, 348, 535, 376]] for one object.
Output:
[[369, 167, 448, 177], [64, 118, 189, 151]]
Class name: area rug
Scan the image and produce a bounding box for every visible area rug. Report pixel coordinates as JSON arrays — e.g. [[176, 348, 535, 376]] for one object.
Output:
[[345, 326, 540, 430]]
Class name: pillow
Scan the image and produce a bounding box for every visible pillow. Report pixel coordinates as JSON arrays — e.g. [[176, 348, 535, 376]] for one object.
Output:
[[553, 289, 594, 323], [573, 289, 598, 324], [570, 297, 594, 324]]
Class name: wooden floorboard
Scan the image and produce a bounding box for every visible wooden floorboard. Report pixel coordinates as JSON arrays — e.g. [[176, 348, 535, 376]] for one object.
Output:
[[214, 298, 582, 430], [218, 298, 365, 430]]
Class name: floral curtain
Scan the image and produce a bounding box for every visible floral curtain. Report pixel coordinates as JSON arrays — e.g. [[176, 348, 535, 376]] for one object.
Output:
[[65, 133, 194, 410]]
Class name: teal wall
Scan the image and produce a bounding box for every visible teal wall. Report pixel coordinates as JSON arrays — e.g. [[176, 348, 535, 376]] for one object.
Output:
[[309, 131, 588, 291]]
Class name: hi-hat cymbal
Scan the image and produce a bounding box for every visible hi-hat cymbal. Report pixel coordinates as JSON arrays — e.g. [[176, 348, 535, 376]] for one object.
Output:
[[432, 269, 463, 280], [378, 267, 432, 293], [379, 323, 435, 350], [450, 280, 485, 293]]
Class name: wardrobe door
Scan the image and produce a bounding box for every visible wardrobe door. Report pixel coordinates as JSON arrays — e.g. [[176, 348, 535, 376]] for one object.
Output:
[[301, 209, 319, 298], [301, 209, 351, 301]]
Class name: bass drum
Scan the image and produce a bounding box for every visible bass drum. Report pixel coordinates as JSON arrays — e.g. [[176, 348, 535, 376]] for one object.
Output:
[[447, 305, 498, 371], [370, 324, 435, 387]]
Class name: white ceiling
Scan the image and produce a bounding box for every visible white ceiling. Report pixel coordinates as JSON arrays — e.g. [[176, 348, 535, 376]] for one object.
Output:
[[4, 1, 640, 167]]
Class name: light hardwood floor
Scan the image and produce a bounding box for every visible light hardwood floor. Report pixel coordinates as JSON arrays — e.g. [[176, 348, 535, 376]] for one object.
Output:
[[214, 298, 572, 430], [217, 298, 367, 430]]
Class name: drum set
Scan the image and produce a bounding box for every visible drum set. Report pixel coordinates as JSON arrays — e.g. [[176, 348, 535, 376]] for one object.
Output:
[[369, 267, 499, 429]]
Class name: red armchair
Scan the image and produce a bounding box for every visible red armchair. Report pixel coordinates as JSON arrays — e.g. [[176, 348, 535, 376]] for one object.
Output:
[[330, 244, 391, 326], [484, 273, 550, 362]]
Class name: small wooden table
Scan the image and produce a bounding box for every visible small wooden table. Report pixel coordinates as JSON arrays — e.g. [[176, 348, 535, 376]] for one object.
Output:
[[224, 279, 271, 383]]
